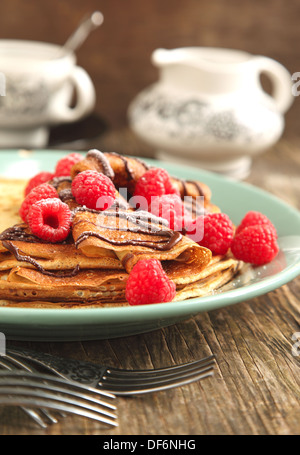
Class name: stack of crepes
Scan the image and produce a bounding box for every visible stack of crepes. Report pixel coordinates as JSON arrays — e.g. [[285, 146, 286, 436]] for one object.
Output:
[[0, 150, 242, 308]]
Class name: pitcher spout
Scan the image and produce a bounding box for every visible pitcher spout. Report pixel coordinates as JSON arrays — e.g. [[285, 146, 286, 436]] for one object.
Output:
[[151, 48, 181, 67]]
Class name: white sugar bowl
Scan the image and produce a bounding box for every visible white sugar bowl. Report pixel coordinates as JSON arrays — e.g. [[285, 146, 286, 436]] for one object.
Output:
[[128, 47, 293, 179]]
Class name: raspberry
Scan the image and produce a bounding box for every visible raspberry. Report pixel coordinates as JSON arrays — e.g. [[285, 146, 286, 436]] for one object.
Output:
[[24, 171, 54, 196], [149, 194, 191, 231], [19, 183, 59, 222], [71, 170, 116, 211], [125, 259, 176, 306], [187, 213, 234, 255], [27, 198, 72, 243], [231, 224, 279, 265], [133, 168, 179, 209], [235, 211, 277, 237], [54, 153, 83, 177]]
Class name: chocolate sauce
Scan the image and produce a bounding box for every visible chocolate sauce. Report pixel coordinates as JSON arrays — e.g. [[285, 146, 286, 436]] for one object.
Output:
[[109, 152, 135, 181], [133, 157, 150, 171], [74, 209, 181, 251], [0, 224, 72, 245], [113, 209, 169, 228], [108, 152, 205, 200], [73, 206, 101, 215], [75, 229, 181, 251], [50, 176, 72, 189], [186, 180, 206, 197], [111, 198, 130, 210], [74, 209, 168, 231], [183, 197, 207, 217], [0, 225, 46, 244], [172, 177, 205, 198], [87, 149, 115, 180], [0, 149, 199, 280], [2, 241, 80, 278], [58, 188, 74, 203], [180, 179, 188, 197], [109, 151, 150, 182], [71, 197, 130, 215]]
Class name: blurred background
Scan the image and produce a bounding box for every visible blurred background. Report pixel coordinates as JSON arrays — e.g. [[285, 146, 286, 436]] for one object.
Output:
[[0, 0, 299, 148]]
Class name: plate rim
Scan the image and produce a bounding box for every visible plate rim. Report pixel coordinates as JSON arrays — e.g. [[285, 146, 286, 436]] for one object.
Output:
[[0, 149, 299, 324]]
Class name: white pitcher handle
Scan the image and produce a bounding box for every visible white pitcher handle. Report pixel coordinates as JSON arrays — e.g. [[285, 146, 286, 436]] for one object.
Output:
[[50, 66, 96, 123], [255, 56, 293, 114]]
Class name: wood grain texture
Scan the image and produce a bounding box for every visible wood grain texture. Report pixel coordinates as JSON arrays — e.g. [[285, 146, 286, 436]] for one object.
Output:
[[0, 0, 299, 435], [1, 135, 299, 436]]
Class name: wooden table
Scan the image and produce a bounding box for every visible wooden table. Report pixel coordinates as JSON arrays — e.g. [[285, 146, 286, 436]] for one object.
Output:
[[1, 129, 299, 436]]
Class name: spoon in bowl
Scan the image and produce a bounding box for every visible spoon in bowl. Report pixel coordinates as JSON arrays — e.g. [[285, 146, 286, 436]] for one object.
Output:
[[62, 11, 104, 55]]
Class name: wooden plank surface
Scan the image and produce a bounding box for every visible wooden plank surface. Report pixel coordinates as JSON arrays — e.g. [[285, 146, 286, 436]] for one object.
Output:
[[1, 133, 299, 435], [0, 0, 299, 436]]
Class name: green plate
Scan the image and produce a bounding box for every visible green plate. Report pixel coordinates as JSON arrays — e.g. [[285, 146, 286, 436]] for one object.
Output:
[[0, 149, 299, 341]]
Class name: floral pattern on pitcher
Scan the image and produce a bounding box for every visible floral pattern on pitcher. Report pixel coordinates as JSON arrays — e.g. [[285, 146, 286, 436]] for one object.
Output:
[[129, 87, 268, 145]]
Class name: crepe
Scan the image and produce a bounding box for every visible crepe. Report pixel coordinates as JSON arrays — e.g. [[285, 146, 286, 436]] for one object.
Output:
[[0, 250, 242, 307], [0, 252, 242, 305], [70, 149, 218, 215], [0, 178, 26, 232], [0, 152, 243, 308], [71, 208, 212, 272], [0, 210, 215, 303], [0, 235, 122, 271]]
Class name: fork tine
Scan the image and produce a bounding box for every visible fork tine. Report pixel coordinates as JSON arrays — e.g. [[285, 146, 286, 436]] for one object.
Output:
[[107, 355, 215, 376], [98, 368, 214, 396], [0, 371, 117, 411], [1, 354, 67, 424], [4, 353, 116, 400], [0, 385, 117, 421], [7, 347, 214, 381], [105, 355, 215, 381], [1, 355, 37, 372], [6, 347, 216, 397], [0, 371, 118, 426], [0, 356, 60, 427], [20, 407, 52, 428], [0, 393, 118, 426], [101, 361, 214, 386], [102, 362, 215, 388]]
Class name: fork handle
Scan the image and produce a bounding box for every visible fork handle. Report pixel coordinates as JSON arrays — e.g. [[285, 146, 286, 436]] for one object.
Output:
[[7, 347, 107, 386]]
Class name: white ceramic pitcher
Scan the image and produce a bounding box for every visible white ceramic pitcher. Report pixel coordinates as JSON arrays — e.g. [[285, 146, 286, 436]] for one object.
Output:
[[128, 47, 294, 179]]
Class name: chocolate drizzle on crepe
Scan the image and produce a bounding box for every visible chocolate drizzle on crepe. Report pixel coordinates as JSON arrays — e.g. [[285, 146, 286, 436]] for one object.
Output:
[[0, 226, 79, 277], [0, 149, 211, 281], [74, 209, 182, 251], [2, 241, 80, 277], [0, 224, 73, 245], [109, 151, 149, 182], [58, 188, 74, 203], [0, 225, 49, 244], [86, 149, 115, 180], [50, 176, 72, 189], [75, 230, 181, 250]]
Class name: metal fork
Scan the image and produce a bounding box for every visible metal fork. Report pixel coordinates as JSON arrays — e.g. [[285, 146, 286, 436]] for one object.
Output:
[[0, 370, 118, 427], [0, 355, 62, 428], [6, 347, 215, 396]]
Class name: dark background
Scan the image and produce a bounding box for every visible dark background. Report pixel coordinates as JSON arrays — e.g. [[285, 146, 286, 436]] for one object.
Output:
[[0, 0, 299, 138]]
